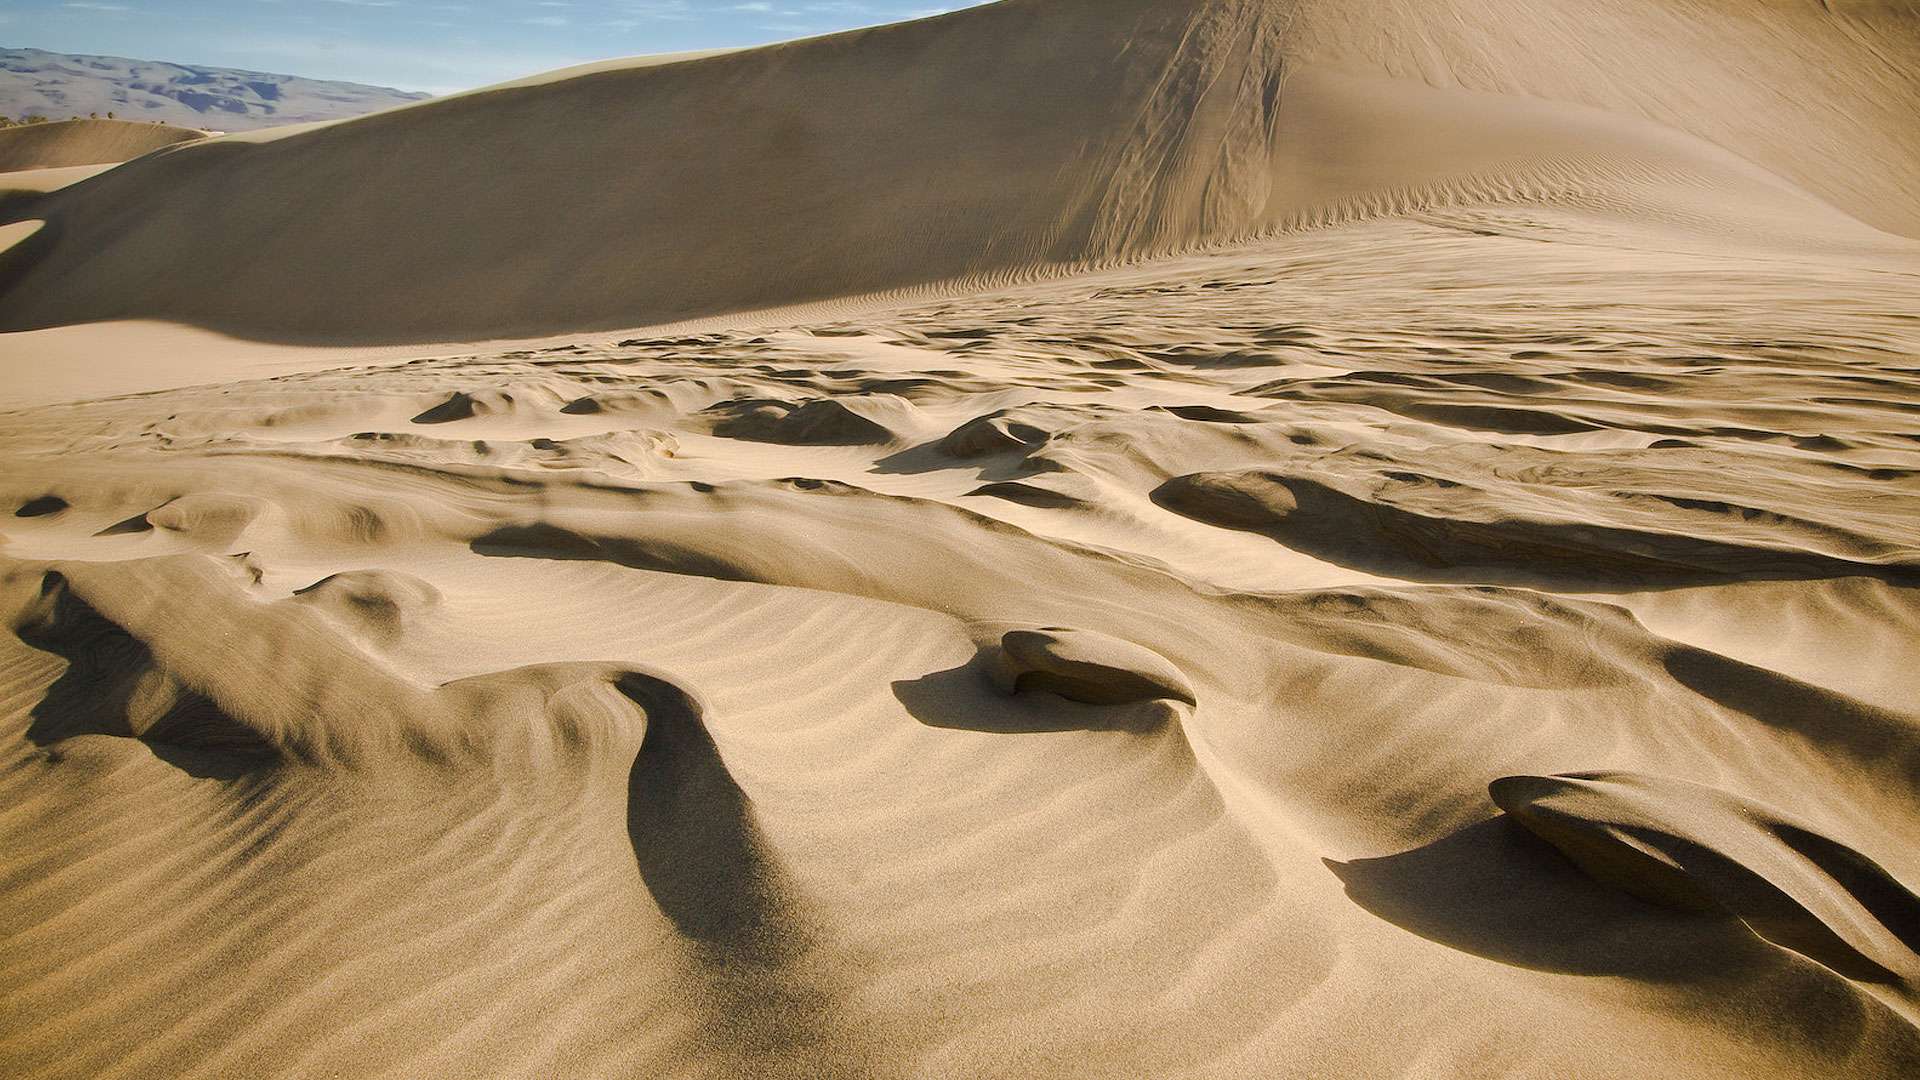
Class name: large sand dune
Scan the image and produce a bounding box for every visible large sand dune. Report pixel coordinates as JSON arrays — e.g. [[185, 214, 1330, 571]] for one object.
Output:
[[1, 0, 1916, 344], [0, 118, 206, 174], [2, 1, 1919, 1077]]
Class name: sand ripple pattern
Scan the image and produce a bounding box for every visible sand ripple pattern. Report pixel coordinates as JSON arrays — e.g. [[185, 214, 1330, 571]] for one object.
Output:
[[3, 210, 1920, 1077]]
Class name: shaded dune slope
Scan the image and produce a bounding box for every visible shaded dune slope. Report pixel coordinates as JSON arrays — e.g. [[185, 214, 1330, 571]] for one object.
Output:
[[0, 118, 206, 174], [1, 0, 1916, 342]]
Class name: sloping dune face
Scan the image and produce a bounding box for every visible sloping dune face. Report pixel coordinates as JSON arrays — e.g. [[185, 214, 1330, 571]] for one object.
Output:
[[0, 0, 1915, 342], [4, 2, 1920, 1079], [0, 118, 207, 174]]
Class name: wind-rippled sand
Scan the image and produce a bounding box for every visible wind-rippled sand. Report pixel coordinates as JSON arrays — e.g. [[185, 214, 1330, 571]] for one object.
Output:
[[5, 215, 1919, 1077], [3, 1, 1919, 1077]]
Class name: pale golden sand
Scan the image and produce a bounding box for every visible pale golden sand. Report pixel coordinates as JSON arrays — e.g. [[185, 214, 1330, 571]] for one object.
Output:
[[2, 2, 1918, 1077], [0, 118, 206, 174]]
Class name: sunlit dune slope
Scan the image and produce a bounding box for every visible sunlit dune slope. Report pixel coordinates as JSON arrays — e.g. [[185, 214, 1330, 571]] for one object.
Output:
[[0, 118, 207, 174]]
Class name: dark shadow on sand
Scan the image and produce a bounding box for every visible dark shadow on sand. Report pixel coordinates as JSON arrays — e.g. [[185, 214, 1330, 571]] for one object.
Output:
[[1325, 815, 1770, 980], [891, 655, 1168, 735], [1151, 473, 1920, 595], [18, 571, 275, 780], [619, 672, 801, 961]]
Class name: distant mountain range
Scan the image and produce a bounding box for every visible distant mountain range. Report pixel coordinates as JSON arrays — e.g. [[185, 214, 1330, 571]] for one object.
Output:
[[1, 46, 431, 131]]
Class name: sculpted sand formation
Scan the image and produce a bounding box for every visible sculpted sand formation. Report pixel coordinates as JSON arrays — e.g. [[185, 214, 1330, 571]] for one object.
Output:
[[1, 1, 1918, 1077]]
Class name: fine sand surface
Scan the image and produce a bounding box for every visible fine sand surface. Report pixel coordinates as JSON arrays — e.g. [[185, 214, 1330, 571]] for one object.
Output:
[[0, 118, 207, 174], [3, 1, 1920, 1077]]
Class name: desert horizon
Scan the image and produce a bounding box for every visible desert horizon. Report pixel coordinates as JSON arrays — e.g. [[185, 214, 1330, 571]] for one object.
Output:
[[2, 1, 1919, 1077]]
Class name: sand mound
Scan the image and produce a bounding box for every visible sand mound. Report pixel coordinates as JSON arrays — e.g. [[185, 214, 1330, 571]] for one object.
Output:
[[989, 626, 1196, 707], [938, 410, 1055, 458], [707, 396, 919, 446], [0, 118, 205, 173], [1493, 771, 1920, 983], [1, 555, 668, 773], [410, 389, 526, 424], [138, 493, 262, 546], [2, 0, 1914, 343], [292, 569, 442, 641], [560, 389, 673, 416], [10, 568, 277, 762]]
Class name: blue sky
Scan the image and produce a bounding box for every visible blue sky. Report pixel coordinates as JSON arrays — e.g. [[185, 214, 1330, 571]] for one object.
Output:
[[3, 1, 984, 94]]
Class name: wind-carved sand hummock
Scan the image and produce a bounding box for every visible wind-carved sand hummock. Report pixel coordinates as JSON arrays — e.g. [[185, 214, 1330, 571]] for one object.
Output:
[[2, 1, 1920, 1077]]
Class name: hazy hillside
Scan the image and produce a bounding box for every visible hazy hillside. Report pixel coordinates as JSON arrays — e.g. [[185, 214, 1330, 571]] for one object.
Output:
[[0, 46, 429, 131]]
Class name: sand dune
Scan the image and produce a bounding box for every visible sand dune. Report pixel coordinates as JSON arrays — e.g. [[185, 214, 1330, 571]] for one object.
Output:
[[1493, 771, 1920, 984], [0, 118, 206, 173], [2, 0, 1916, 344], [3, 1, 1920, 1077]]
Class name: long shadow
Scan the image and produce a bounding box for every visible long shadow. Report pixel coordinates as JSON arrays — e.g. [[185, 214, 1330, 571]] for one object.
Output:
[[891, 656, 1169, 735], [869, 439, 971, 477], [1325, 815, 1771, 980], [0, 206, 59, 303], [1150, 473, 1920, 595], [618, 672, 803, 962], [617, 673, 871, 1074], [16, 571, 274, 780], [471, 524, 759, 584], [1662, 646, 1920, 782], [1328, 814, 1920, 1062]]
